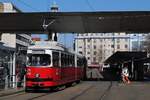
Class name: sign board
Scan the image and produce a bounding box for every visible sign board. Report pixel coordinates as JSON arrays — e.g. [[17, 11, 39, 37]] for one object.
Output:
[[32, 50, 45, 54]]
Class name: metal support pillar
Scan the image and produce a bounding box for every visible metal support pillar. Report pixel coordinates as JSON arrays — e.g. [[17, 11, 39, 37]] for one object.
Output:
[[12, 53, 16, 88], [47, 31, 53, 41], [54, 32, 58, 41], [131, 58, 134, 79]]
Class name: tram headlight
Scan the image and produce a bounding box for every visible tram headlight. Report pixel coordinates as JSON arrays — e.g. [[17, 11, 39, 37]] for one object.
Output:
[[35, 73, 40, 78]]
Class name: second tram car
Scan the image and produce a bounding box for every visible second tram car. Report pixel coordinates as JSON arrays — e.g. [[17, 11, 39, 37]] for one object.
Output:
[[25, 41, 87, 91]]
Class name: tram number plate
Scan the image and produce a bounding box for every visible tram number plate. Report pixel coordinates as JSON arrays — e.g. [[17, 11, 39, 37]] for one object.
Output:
[[32, 50, 45, 54]]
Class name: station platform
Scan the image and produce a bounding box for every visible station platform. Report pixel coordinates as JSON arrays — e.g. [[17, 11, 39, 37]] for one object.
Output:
[[0, 88, 24, 97]]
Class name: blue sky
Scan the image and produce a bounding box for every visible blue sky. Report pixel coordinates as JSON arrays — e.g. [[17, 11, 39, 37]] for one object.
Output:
[[1, 0, 150, 48], [1, 0, 150, 12]]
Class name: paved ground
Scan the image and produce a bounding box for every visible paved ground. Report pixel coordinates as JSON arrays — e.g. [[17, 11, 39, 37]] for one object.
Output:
[[0, 81, 150, 100]]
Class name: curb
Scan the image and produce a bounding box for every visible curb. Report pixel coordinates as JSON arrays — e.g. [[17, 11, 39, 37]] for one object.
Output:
[[0, 89, 24, 97]]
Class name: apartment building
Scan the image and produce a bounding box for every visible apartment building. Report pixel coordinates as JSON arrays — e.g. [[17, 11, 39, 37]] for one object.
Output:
[[75, 33, 130, 66]]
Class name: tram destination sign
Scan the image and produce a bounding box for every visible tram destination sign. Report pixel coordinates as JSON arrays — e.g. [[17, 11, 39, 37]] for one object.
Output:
[[32, 50, 45, 54]]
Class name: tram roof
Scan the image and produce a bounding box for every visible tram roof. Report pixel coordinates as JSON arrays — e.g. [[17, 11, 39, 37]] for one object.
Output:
[[104, 51, 147, 64], [1, 11, 150, 33], [28, 41, 66, 51]]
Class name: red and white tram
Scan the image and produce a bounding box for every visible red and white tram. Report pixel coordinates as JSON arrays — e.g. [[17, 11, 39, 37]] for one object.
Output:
[[25, 41, 87, 91]]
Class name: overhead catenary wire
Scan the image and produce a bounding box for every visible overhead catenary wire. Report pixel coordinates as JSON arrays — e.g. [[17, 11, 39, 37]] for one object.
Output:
[[17, 0, 41, 12], [85, 0, 95, 11]]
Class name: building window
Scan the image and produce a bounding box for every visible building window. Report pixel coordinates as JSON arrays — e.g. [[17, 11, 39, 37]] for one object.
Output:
[[87, 45, 90, 48], [117, 39, 120, 43], [117, 45, 120, 49], [93, 57, 96, 61], [93, 45, 96, 49], [111, 45, 114, 48], [112, 38, 115, 42], [87, 52, 90, 54], [79, 46, 82, 48], [100, 45, 102, 48], [125, 44, 128, 48], [100, 39, 102, 42], [125, 39, 128, 42], [88, 57, 90, 60], [87, 39, 90, 42], [94, 51, 97, 55], [79, 51, 82, 54]]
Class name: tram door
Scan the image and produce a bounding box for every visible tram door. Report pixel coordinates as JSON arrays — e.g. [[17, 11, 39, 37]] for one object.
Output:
[[52, 51, 61, 81]]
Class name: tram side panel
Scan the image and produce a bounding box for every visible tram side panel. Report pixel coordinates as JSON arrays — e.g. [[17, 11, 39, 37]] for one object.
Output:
[[60, 53, 76, 84], [26, 67, 61, 87], [76, 57, 86, 81]]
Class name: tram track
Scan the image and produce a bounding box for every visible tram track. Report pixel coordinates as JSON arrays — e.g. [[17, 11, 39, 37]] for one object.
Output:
[[0, 90, 51, 100], [0, 92, 27, 100], [99, 81, 113, 100], [27, 93, 50, 100], [70, 85, 95, 100], [0, 81, 113, 100], [68, 81, 113, 100]]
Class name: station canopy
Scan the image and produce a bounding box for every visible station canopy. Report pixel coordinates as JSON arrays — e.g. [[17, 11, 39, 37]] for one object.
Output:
[[104, 51, 147, 64], [1, 11, 150, 33]]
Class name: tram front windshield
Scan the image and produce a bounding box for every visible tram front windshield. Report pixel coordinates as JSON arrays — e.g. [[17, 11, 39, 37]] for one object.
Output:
[[27, 54, 51, 67]]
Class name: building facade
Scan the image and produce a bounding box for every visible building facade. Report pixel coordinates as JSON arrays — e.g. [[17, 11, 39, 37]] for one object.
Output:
[[0, 2, 31, 88], [129, 34, 147, 51], [75, 33, 131, 66], [75, 33, 148, 67]]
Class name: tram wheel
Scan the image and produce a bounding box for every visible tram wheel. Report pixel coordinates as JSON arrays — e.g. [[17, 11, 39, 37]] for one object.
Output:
[[66, 83, 72, 87], [25, 87, 31, 92], [76, 80, 81, 84]]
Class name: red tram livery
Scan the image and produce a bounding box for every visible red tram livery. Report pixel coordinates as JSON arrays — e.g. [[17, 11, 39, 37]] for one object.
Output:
[[25, 41, 87, 91]]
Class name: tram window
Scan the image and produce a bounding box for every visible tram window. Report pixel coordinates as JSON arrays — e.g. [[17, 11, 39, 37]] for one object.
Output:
[[68, 55, 72, 67], [61, 53, 65, 67], [72, 55, 75, 66], [71, 55, 75, 67], [77, 57, 84, 67], [77, 57, 81, 67], [52, 52, 59, 67], [27, 54, 51, 66], [66, 54, 69, 67], [61, 53, 63, 67]]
